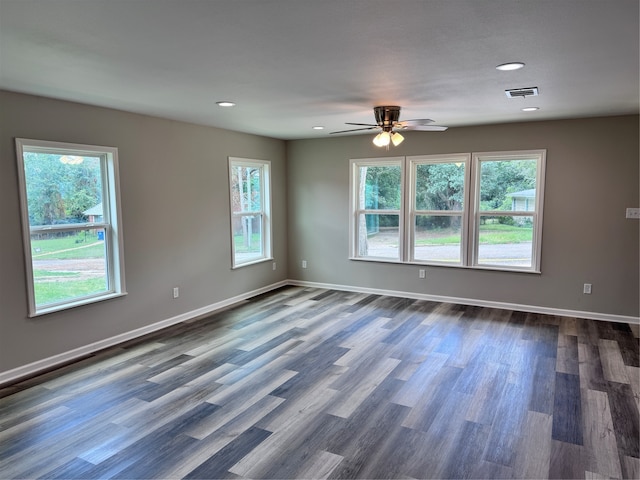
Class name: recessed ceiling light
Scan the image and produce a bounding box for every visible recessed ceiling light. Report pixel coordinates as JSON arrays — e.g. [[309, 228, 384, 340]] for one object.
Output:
[[216, 101, 236, 107], [312, 126, 324, 130], [496, 62, 525, 71], [522, 107, 539, 112]]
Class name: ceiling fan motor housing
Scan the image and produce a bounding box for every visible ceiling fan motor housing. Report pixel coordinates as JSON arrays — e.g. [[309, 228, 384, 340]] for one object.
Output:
[[374, 106, 401, 131]]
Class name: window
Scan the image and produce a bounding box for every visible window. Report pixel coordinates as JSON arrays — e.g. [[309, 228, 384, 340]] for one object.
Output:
[[350, 150, 546, 272], [471, 151, 546, 270], [409, 154, 471, 265], [229, 157, 271, 268], [15, 138, 126, 316], [350, 158, 404, 261]]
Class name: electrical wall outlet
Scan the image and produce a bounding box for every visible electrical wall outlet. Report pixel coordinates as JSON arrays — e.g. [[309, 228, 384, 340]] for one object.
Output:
[[626, 207, 640, 219], [419, 269, 426, 279], [302, 260, 307, 269], [583, 283, 592, 295]]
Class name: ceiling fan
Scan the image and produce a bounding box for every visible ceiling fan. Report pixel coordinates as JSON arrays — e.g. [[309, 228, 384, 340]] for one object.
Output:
[[330, 105, 448, 147]]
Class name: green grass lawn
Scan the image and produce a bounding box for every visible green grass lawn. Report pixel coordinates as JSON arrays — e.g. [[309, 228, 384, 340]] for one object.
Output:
[[478, 223, 533, 244], [31, 233, 107, 305], [32, 233, 104, 259], [415, 223, 532, 246], [234, 233, 262, 253], [34, 277, 107, 306]]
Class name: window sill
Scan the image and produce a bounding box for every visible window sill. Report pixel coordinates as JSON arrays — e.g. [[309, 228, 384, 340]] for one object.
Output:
[[231, 257, 274, 270], [29, 291, 128, 318], [349, 257, 541, 274]]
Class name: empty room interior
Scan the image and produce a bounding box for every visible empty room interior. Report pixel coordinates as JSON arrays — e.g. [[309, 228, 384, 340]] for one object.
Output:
[[0, 1, 639, 479]]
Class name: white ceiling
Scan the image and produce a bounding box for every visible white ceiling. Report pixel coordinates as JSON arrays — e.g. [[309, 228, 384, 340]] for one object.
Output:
[[1, 0, 638, 140]]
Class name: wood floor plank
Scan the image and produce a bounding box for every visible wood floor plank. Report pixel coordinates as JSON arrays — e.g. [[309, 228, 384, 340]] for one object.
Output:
[[626, 365, 640, 411], [293, 449, 344, 480], [620, 454, 640, 480], [228, 382, 340, 478], [556, 332, 580, 374], [582, 388, 623, 479], [552, 372, 584, 445], [604, 380, 640, 458], [163, 395, 284, 478], [0, 286, 637, 480], [183, 426, 272, 479], [439, 420, 492, 479], [548, 439, 587, 479], [512, 410, 553, 479], [599, 338, 631, 384]]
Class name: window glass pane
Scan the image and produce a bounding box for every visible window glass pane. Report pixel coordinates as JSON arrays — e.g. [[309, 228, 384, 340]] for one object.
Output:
[[415, 162, 465, 211], [30, 228, 109, 307], [414, 215, 462, 263], [22, 152, 103, 226], [479, 159, 537, 211], [477, 215, 533, 267], [233, 214, 263, 263], [232, 165, 262, 213], [358, 165, 401, 210], [357, 213, 399, 259]]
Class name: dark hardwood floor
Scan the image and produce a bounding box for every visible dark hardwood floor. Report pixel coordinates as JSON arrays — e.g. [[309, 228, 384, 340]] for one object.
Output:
[[1, 286, 639, 479]]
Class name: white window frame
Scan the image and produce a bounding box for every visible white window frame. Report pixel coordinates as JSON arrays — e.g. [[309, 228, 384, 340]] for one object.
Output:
[[470, 150, 546, 273], [349, 157, 405, 262], [349, 149, 546, 273], [228, 157, 272, 268], [15, 138, 126, 317], [407, 153, 471, 266]]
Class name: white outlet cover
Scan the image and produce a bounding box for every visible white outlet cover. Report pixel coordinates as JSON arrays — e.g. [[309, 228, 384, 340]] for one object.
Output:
[[625, 207, 640, 219]]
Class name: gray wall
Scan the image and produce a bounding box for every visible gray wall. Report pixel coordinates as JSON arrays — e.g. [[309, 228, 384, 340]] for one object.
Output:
[[0, 90, 288, 374], [286, 115, 639, 318], [1, 89, 638, 378]]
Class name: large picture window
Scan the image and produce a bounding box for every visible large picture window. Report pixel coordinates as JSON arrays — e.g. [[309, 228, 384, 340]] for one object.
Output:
[[350, 150, 546, 272], [228, 157, 272, 268], [15, 138, 126, 316]]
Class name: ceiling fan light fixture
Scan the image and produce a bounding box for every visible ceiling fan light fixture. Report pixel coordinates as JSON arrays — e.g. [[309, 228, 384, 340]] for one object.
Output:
[[391, 132, 404, 146], [373, 131, 390, 147]]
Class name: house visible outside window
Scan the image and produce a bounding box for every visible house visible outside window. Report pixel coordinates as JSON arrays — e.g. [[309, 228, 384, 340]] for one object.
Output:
[[228, 157, 271, 268], [15, 138, 126, 316], [350, 149, 546, 273], [472, 151, 545, 270]]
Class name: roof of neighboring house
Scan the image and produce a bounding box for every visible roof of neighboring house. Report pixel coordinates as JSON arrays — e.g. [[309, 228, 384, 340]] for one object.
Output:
[[83, 202, 103, 216], [507, 189, 536, 198]]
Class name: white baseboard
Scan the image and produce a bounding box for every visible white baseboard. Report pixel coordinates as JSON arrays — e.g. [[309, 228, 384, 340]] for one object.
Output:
[[0, 280, 288, 386], [2, 278, 637, 386], [288, 280, 640, 325]]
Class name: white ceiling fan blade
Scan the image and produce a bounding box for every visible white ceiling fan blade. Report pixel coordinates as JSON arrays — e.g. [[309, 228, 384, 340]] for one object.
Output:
[[396, 118, 435, 127], [401, 125, 448, 131], [330, 126, 380, 134]]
